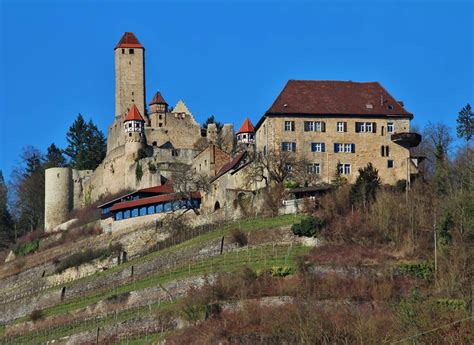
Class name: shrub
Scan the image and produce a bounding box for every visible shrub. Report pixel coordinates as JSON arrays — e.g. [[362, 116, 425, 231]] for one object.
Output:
[[399, 262, 434, 280], [292, 216, 324, 237], [270, 266, 294, 277], [13, 239, 40, 256], [55, 243, 122, 274], [284, 181, 300, 189], [135, 161, 143, 182], [148, 161, 157, 173], [230, 229, 248, 247], [349, 163, 381, 208], [29, 309, 43, 321]]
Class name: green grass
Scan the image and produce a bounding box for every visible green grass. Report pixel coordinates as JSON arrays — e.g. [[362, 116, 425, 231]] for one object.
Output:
[[6, 244, 309, 344]]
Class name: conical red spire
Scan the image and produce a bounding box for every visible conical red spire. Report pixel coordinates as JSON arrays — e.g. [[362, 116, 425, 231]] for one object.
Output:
[[124, 104, 145, 122], [149, 91, 168, 105], [115, 32, 143, 49], [237, 118, 255, 134]]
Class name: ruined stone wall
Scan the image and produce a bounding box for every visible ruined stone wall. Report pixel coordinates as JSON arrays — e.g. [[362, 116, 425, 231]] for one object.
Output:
[[256, 116, 412, 184], [145, 111, 201, 150]]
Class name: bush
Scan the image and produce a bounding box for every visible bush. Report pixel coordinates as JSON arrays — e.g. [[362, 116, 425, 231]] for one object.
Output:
[[292, 216, 324, 237], [55, 243, 122, 274], [399, 262, 434, 280], [148, 161, 157, 173], [13, 239, 40, 256], [135, 161, 143, 182], [29, 309, 43, 321], [230, 229, 248, 247], [270, 266, 294, 277], [284, 181, 300, 189]]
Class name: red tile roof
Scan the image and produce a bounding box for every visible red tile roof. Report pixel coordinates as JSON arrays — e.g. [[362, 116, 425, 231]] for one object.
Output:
[[211, 152, 247, 182], [237, 118, 255, 134], [115, 32, 143, 49], [149, 91, 168, 105], [110, 192, 201, 212], [266, 80, 412, 117], [124, 104, 145, 122]]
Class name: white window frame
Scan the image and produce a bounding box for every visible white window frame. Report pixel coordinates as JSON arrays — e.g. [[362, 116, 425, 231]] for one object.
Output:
[[314, 121, 322, 132], [360, 122, 366, 132], [308, 163, 321, 174], [338, 163, 351, 175], [344, 144, 352, 153], [305, 121, 314, 131], [284, 121, 294, 131], [311, 142, 322, 152], [387, 122, 394, 134], [344, 164, 351, 175], [337, 122, 345, 132], [366, 122, 373, 133]]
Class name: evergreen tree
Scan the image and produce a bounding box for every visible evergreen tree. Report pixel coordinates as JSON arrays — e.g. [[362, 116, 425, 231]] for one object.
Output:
[[331, 161, 347, 188], [0, 171, 14, 248], [64, 114, 106, 170], [202, 115, 223, 131], [350, 163, 381, 208], [44, 143, 67, 168], [456, 103, 473, 143]]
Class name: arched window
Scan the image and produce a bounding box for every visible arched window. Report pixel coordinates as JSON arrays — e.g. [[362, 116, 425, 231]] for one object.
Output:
[[214, 201, 221, 211], [385, 146, 390, 157], [381, 146, 385, 157]]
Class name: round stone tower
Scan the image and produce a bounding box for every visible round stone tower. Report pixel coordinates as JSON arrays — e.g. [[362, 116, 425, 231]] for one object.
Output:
[[44, 167, 73, 232], [124, 104, 146, 158]]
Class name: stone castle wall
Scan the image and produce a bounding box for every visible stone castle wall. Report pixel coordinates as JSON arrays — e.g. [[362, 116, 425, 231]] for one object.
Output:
[[256, 116, 412, 185]]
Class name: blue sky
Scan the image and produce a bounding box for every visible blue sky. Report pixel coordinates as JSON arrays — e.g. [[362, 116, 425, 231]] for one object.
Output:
[[0, 0, 472, 180]]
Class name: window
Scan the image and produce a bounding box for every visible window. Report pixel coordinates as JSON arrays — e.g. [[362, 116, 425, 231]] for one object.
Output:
[[356, 122, 376, 133], [124, 210, 131, 219], [338, 163, 351, 175], [388, 160, 394, 168], [115, 211, 123, 220], [315, 121, 322, 132], [131, 208, 139, 217], [311, 142, 325, 152], [281, 142, 296, 152], [156, 203, 163, 213], [337, 122, 346, 132], [140, 207, 147, 216], [284, 121, 295, 131], [172, 149, 179, 157], [334, 143, 355, 153], [263, 145, 267, 156], [284, 163, 293, 173], [308, 163, 321, 174], [159, 115, 162, 120], [129, 48, 134, 54], [304, 121, 314, 131], [381, 146, 385, 157], [121, 49, 125, 54], [159, 123, 163, 127], [147, 205, 155, 214], [387, 122, 394, 133]]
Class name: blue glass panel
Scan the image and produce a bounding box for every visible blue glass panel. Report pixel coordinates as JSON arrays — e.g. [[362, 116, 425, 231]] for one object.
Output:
[[115, 211, 123, 220], [140, 207, 147, 216], [124, 210, 131, 219], [164, 202, 172, 212], [156, 203, 163, 213], [148, 205, 154, 214], [132, 208, 139, 217]]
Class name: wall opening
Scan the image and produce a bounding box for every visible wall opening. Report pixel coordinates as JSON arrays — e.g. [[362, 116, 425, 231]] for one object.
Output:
[[41, 270, 46, 278], [60, 286, 66, 300], [122, 251, 128, 263], [214, 201, 221, 211], [131, 265, 134, 278]]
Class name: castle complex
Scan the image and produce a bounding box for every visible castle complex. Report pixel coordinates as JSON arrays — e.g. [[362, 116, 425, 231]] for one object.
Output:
[[44, 32, 421, 231]]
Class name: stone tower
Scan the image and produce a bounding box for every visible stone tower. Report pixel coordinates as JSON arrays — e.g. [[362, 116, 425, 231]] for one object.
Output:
[[124, 104, 146, 158], [115, 32, 146, 118], [236, 118, 255, 146], [149, 91, 168, 128]]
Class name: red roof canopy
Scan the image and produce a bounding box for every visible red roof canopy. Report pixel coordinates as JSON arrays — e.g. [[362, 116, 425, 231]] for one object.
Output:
[[237, 118, 255, 134], [149, 91, 168, 105], [266, 80, 412, 117], [110, 192, 201, 212], [115, 32, 143, 49], [124, 104, 145, 122]]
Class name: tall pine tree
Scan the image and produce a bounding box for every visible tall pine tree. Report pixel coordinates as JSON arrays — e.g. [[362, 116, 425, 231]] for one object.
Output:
[[0, 171, 14, 247], [64, 114, 106, 170], [456, 103, 473, 144], [44, 143, 67, 169]]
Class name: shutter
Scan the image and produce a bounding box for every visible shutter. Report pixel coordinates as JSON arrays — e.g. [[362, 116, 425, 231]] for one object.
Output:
[[351, 144, 355, 153], [292, 142, 296, 152], [304, 122, 309, 131], [373, 122, 377, 133], [291, 121, 295, 131], [311, 143, 315, 152], [334, 143, 338, 152], [281, 142, 285, 151], [355, 122, 360, 133], [344, 122, 347, 132], [322, 143, 325, 152], [321, 121, 326, 132]]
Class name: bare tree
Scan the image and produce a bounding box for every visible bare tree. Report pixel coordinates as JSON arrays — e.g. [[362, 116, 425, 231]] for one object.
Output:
[[245, 150, 297, 187], [170, 163, 210, 215]]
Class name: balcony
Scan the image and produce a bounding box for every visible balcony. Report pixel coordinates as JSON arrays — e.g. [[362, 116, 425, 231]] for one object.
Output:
[[391, 132, 422, 148]]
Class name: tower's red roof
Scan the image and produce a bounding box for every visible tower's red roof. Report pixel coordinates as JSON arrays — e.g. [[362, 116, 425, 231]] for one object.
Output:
[[115, 32, 143, 49], [149, 91, 168, 105], [124, 104, 145, 122], [237, 118, 255, 134]]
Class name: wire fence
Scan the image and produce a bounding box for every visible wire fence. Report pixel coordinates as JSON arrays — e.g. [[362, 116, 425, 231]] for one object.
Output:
[[3, 244, 303, 344]]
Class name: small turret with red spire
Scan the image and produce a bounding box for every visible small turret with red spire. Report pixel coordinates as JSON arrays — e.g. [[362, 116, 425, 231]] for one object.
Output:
[[236, 118, 255, 145]]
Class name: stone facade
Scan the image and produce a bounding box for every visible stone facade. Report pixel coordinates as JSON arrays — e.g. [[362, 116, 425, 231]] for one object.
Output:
[[256, 116, 414, 184], [192, 144, 231, 178]]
